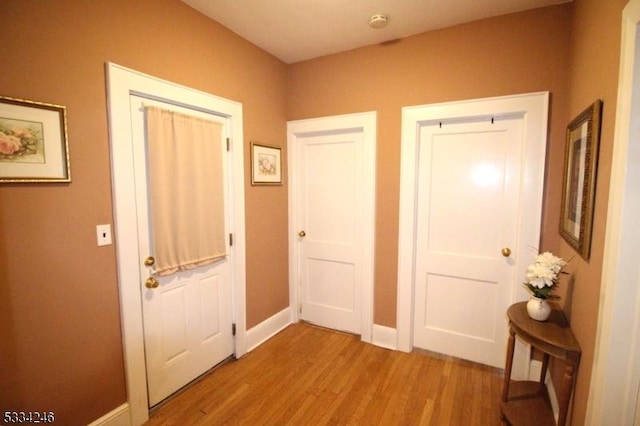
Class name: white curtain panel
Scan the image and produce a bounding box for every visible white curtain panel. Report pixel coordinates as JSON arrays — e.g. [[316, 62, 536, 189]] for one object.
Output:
[[145, 106, 227, 277]]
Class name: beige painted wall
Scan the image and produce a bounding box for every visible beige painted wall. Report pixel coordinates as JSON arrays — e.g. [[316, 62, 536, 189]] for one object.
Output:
[[0, 0, 630, 424], [288, 1, 629, 424], [288, 4, 572, 328], [556, 0, 628, 423], [0, 0, 288, 423]]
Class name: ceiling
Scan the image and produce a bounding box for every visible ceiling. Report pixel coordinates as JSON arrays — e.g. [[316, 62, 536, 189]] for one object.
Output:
[[182, 0, 571, 64]]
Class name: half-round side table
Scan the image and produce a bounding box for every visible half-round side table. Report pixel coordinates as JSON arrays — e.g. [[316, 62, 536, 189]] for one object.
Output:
[[500, 302, 581, 426]]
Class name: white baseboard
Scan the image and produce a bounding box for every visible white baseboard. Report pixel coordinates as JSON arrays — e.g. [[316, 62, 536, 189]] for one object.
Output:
[[529, 359, 559, 422], [246, 307, 293, 352], [372, 324, 397, 350], [88, 403, 131, 426]]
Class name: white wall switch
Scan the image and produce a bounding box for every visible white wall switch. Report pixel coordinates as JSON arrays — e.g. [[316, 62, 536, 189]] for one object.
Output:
[[96, 224, 112, 246]]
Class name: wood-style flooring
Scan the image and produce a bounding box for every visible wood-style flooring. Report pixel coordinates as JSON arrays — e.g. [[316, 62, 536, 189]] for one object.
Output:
[[145, 322, 504, 425]]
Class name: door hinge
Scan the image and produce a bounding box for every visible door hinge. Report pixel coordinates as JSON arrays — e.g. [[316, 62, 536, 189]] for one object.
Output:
[[229, 233, 233, 246], [298, 303, 302, 315], [232, 323, 236, 336], [226, 138, 230, 152]]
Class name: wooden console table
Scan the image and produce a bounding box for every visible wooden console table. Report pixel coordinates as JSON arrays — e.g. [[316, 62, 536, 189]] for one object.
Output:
[[500, 302, 581, 426]]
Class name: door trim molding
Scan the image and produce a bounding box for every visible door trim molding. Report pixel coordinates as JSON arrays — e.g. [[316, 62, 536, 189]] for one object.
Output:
[[586, 1, 640, 423], [106, 63, 247, 425], [287, 111, 377, 343], [396, 93, 549, 370]]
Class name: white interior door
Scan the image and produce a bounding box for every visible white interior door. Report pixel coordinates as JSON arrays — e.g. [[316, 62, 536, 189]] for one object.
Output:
[[299, 131, 362, 334], [288, 112, 376, 338], [130, 96, 234, 406], [413, 116, 523, 368]]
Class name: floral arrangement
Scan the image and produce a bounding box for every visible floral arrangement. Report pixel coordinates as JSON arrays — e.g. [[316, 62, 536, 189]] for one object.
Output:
[[524, 252, 567, 300]]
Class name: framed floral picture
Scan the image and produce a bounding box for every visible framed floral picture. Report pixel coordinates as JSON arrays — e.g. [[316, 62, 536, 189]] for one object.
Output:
[[251, 142, 281, 185], [0, 96, 70, 183], [559, 100, 602, 260]]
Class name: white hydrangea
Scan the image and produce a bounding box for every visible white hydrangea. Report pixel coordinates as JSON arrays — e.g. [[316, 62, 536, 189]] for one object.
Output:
[[525, 252, 567, 289]]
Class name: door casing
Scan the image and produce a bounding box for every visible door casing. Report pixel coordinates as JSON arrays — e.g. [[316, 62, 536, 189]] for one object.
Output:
[[287, 112, 377, 343], [106, 62, 247, 425], [397, 92, 549, 378]]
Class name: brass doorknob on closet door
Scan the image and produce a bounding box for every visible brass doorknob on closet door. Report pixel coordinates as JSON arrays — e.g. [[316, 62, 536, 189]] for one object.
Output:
[[145, 277, 159, 289], [144, 256, 155, 267], [501, 247, 512, 257], [298, 230, 306, 237]]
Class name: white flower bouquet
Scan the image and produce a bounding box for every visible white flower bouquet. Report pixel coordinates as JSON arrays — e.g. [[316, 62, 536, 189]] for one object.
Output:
[[524, 252, 567, 300]]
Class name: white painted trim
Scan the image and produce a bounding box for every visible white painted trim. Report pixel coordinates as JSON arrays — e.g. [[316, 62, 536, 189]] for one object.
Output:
[[586, 1, 640, 424], [287, 111, 377, 343], [88, 404, 131, 426], [396, 92, 549, 374], [106, 63, 247, 425], [372, 325, 397, 350], [246, 307, 293, 352]]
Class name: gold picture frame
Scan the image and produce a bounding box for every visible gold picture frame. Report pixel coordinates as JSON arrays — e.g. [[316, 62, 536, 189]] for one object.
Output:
[[0, 96, 70, 183], [559, 100, 602, 260], [251, 142, 282, 185]]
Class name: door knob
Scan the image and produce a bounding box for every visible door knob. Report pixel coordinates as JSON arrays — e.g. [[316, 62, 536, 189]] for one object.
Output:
[[145, 277, 159, 289], [144, 256, 155, 267], [501, 247, 512, 257], [298, 230, 306, 237]]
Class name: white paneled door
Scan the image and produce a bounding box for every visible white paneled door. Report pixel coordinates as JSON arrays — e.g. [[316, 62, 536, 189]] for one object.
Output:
[[412, 117, 523, 367], [288, 113, 376, 338], [130, 96, 234, 406], [300, 131, 363, 333]]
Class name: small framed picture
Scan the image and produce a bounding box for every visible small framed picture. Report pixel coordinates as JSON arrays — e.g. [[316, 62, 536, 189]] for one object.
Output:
[[559, 100, 602, 260], [0, 96, 70, 183], [251, 142, 282, 185]]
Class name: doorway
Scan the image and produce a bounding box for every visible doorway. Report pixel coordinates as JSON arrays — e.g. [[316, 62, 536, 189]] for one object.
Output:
[[287, 112, 376, 342], [397, 93, 549, 372], [586, 1, 640, 423], [106, 63, 247, 424]]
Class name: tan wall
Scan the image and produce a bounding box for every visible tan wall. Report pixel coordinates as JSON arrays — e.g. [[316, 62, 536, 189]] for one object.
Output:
[[289, 1, 629, 424], [0, 0, 630, 424], [288, 4, 572, 327], [556, 0, 628, 423], [0, 0, 288, 423]]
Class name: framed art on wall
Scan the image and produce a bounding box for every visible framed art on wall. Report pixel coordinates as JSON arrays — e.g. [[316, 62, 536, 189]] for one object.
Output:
[[251, 142, 281, 185], [559, 99, 602, 260], [0, 96, 70, 183]]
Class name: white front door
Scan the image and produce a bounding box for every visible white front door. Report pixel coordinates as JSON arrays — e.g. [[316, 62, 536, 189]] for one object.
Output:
[[130, 96, 234, 406], [413, 117, 522, 368], [288, 113, 376, 338]]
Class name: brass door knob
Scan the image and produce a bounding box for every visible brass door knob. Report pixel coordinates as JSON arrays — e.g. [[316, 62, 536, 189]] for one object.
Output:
[[144, 256, 155, 267], [298, 230, 306, 237], [501, 247, 512, 257], [145, 277, 159, 289]]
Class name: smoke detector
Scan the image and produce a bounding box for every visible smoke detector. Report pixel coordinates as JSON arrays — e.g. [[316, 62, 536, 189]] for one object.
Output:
[[369, 14, 388, 29]]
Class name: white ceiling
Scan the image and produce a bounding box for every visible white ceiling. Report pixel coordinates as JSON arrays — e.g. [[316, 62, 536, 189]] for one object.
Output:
[[182, 0, 571, 64]]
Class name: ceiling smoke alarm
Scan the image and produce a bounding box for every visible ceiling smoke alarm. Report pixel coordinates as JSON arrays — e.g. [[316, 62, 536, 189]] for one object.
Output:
[[369, 14, 388, 29]]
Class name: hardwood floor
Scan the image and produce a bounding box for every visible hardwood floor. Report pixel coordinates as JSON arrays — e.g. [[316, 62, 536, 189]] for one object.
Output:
[[145, 323, 504, 425]]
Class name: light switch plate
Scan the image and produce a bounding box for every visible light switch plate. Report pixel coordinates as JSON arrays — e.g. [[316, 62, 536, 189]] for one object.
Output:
[[96, 224, 112, 246]]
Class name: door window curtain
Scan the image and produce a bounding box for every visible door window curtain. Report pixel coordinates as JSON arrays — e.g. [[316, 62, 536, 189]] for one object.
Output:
[[144, 106, 226, 277]]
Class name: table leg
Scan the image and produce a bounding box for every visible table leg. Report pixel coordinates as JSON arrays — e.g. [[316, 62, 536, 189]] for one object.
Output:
[[557, 361, 575, 426], [540, 353, 550, 385], [502, 327, 516, 402]]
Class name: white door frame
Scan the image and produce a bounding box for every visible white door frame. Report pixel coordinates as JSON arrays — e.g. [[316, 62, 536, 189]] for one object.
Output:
[[397, 93, 549, 376], [586, 1, 640, 423], [106, 63, 247, 425], [287, 112, 377, 343]]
